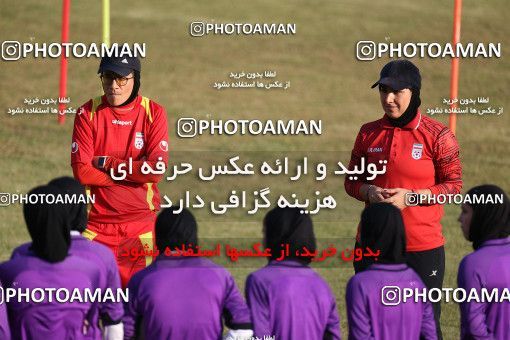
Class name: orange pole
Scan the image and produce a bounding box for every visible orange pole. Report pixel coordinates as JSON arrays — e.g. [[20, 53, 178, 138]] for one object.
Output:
[[58, 0, 70, 124], [449, 0, 462, 135]]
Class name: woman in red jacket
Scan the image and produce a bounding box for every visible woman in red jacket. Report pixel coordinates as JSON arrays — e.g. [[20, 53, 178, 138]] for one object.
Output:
[[344, 59, 462, 339]]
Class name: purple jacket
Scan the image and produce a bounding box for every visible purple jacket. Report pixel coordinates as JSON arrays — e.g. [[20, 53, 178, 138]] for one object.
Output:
[[458, 237, 510, 340], [346, 263, 436, 340], [0, 282, 11, 339], [0, 254, 102, 340], [12, 232, 124, 338], [245, 260, 341, 340], [123, 256, 251, 339]]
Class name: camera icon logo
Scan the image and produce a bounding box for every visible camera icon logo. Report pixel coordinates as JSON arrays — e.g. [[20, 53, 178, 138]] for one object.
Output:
[[405, 192, 419, 206], [190, 22, 206, 37], [356, 41, 376, 61], [0, 193, 11, 206], [381, 286, 401, 306], [177, 118, 198, 138], [2, 41, 22, 61]]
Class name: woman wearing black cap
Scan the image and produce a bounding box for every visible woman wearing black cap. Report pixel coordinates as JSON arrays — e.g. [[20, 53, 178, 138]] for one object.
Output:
[[71, 55, 170, 287], [344, 59, 463, 338], [457, 185, 510, 339]]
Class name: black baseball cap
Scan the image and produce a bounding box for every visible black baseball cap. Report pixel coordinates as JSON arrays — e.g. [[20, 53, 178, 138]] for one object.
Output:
[[371, 59, 421, 91], [98, 56, 141, 77]]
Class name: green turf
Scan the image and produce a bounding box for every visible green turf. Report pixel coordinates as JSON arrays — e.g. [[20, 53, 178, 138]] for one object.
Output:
[[1, 0, 509, 338]]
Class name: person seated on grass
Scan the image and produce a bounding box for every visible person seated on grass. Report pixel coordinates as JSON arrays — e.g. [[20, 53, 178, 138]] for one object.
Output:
[[245, 207, 341, 340], [0, 185, 102, 340], [457, 184, 510, 340], [0, 281, 10, 339], [11, 176, 124, 340], [123, 207, 253, 340], [346, 202, 436, 340]]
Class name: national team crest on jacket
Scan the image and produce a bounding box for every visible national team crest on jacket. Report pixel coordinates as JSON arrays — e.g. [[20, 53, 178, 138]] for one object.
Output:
[[411, 143, 423, 160], [134, 132, 144, 150]]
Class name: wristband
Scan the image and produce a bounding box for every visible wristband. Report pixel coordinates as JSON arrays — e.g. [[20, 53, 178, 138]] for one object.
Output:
[[97, 156, 108, 169]]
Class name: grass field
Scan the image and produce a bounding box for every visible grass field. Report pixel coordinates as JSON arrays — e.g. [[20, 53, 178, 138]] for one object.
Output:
[[1, 0, 509, 338]]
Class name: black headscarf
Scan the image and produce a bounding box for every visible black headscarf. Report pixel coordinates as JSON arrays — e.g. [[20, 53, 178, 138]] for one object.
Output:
[[465, 185, 510, 250], [373, 59, 422, 128], [360, 202, 406, 264], [117, 70, 141, 107], [387, 88, 421, 128], [48, 176, 88, 232], [263, 207, 316, 264], [23, 185, 71, 263], [155, 207, 198, 252]]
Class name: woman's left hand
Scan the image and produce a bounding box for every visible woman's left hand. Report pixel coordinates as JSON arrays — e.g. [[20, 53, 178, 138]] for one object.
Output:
[[381, 188, 412, 210]]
